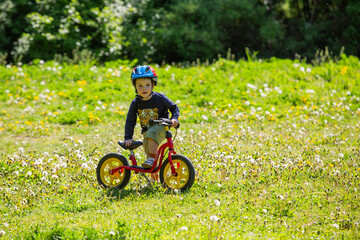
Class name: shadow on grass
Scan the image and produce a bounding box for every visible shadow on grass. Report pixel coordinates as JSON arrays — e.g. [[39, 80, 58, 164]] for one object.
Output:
[[102, 183, 187, 201]]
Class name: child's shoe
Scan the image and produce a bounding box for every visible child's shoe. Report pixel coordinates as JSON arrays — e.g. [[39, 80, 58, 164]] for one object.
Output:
[[142, 157, 155, 168]]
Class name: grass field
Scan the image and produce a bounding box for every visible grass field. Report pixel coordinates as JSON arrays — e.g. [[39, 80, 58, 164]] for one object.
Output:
[[0, 55, 359, 239]]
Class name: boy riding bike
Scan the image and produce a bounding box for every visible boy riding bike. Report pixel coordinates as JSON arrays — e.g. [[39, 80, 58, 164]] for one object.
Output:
[[124, 65, 179, 169]]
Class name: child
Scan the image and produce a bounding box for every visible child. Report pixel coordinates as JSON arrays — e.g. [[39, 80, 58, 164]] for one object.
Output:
[[124, 65, 179, 168]]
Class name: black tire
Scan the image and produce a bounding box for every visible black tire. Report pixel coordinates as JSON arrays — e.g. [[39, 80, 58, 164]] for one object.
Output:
[[160, 154, 195, 191], [96, 153, 131, 190]]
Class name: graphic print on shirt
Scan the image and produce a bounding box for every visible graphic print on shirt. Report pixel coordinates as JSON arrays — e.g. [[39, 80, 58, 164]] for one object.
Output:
[[138, 108, 159, 129]]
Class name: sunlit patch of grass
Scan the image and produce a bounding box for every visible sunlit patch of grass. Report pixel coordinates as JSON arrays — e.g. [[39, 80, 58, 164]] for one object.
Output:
[[0, 56, 360, 238]]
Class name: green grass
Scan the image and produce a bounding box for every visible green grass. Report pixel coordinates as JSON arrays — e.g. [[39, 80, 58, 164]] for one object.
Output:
[[0, 55, 359, 239]]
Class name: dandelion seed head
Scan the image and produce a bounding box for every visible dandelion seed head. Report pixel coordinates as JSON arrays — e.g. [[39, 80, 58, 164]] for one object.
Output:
[[179, 226, 188, 231], [247, 83, 257, 90], [34, 158, 43, 166], [81, 163, 89, 169], [210, 215, 220, 222]]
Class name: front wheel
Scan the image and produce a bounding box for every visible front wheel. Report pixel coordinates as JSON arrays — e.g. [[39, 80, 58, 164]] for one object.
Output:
[[160, 154, 195, 191], [96, 153, 131, 189]]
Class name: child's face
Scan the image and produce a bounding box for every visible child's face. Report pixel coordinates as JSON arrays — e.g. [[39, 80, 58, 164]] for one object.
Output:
[[135, 78, 154, 100]]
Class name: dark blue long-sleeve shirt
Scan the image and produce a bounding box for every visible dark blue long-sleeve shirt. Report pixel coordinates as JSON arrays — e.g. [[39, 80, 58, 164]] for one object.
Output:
[[124, 92, 180, 140]]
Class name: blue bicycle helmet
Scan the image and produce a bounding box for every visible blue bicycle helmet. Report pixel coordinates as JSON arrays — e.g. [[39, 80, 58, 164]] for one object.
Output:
[[131, 65, 158, 86]]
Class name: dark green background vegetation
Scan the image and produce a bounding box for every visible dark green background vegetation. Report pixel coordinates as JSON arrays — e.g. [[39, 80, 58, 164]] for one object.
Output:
[[1, 0, 359, 64]]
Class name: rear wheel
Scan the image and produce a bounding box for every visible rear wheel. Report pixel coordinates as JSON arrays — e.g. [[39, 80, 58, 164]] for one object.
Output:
[[160, 154, 195, 191], [96, 153, 131, 189]]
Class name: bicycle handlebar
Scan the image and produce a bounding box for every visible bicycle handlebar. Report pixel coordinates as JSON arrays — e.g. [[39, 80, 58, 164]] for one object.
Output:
[[149, 118, 180, 129]]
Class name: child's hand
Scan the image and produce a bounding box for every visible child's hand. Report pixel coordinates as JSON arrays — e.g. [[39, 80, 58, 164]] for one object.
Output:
[[124, 139, 134, 147], [171, 119, 179, 128]]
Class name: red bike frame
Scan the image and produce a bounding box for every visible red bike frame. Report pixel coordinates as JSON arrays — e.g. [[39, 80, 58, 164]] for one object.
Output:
[[110, 132, 178, 176]]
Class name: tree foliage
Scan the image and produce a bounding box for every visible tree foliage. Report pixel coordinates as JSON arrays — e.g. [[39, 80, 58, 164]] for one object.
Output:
[[0, 0, 359, 64]]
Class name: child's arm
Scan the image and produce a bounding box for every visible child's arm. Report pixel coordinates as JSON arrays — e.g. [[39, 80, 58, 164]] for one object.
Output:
[[124, 100, 137, 142], [162, 94, 180, 125]]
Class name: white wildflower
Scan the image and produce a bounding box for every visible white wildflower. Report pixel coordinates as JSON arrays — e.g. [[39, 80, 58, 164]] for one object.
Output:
[[332, 224, 339, 229], [306, 89, 315, 94], [210, 215, 220, 222], [179, 226, 188, 231], [34, 158, 43, 166], [214, 199, 221, 206], [247, 83, 257, 90], [201, 115, 208, 121]]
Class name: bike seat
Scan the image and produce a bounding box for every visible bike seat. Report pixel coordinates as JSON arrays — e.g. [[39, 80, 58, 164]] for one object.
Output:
[[118, 141, 143, 150]]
